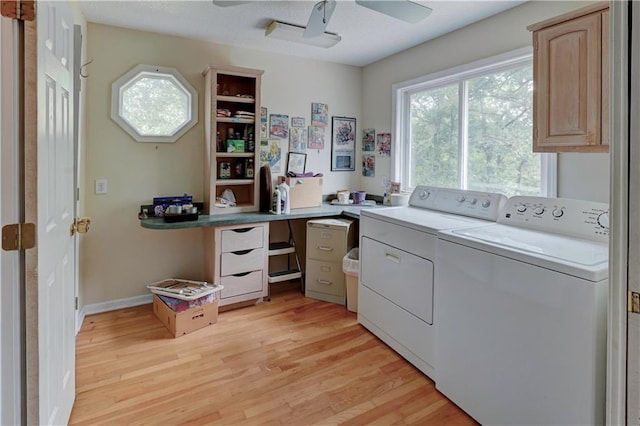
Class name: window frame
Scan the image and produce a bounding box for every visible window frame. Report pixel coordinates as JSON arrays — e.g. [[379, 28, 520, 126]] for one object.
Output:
[[391, 47, 557, 197], [110, 64, 198, 143]]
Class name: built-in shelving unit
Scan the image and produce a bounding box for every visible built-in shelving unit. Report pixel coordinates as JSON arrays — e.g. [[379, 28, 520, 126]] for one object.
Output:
[[202, 65, 264, 214]]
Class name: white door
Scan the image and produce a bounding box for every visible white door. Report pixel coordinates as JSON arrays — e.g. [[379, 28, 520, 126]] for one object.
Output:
[[24, 1, 76, 424], [0, 16, 22, 426]]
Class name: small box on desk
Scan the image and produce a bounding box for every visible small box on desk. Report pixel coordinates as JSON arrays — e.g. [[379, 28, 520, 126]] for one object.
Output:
[[279, 176, 323, 209], [152, 294, 218, 337]]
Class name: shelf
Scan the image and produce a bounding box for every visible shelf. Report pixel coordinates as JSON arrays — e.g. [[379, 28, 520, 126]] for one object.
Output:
[[216, 152, 255, 158], [269, 241, 296, 256], [216, 179, 255, 186], [217, 95, 255, 104], [268, 269, 302, 284], [217, 117, 255, 124]]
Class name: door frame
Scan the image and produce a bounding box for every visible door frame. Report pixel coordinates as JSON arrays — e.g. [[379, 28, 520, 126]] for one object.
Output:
[[609, 1, 629, 424], [0, 15, 23, 426]]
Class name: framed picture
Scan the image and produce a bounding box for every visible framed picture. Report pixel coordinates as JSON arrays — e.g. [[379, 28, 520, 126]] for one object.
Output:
[[311, 102, 328, 127], [291, 116, 306, 127], [287, 152, 307, 174], [308, 126, 325, 150], [260, 107, 268, 138], [269, 114, 289, 139], [362, 128, 375, 151], [259, 139, 283, 173], [289, 127, 307, 152], [331, 116, 356, 171]]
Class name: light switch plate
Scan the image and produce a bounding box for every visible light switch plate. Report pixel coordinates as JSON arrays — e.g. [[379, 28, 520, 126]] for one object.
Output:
[[95, 179, 107, 194]]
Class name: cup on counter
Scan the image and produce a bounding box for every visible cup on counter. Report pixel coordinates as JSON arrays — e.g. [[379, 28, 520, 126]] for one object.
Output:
[[166, 205, 182, 215], [337, 190, 350, 204], [352, 191, 367, 205], [390, 192, 410, 206]]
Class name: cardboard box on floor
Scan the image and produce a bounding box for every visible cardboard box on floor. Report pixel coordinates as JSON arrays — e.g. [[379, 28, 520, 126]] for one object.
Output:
[[279, 176, 323, 209], [153, 294, 218, 337]]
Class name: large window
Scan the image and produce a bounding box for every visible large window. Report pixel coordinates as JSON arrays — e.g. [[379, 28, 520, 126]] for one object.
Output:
[[394, 48, 556, 197]]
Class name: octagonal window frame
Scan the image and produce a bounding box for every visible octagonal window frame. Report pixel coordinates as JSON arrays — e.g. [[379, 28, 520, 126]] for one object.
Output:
[[111, 64, 198, 143]]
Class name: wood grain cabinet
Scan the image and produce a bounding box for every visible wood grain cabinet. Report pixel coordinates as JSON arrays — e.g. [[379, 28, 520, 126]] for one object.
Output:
[[202, 65, 264, 213], [204, 223, 269, 307], [528, 2, 609, 153]]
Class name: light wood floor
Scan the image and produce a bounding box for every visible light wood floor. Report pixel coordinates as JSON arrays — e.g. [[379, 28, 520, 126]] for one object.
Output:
[[70, 284, 476, 425]]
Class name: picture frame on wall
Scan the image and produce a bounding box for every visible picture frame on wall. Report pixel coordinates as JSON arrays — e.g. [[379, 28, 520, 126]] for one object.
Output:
[[331, 116, 356, 171], [287, 152, 307, 174]]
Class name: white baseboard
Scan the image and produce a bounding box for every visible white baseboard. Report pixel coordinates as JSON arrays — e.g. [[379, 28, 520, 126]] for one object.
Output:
[[76, 294, 153, 332]]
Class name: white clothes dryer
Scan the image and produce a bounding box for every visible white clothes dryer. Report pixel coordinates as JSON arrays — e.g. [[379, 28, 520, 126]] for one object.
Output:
[[358, 186, 506, 378]]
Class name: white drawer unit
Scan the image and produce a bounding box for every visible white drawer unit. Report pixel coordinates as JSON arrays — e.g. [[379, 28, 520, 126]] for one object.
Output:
[[221, 227, 265, 252], [305, 218, 355, 305], [204, 222, 269, 307]]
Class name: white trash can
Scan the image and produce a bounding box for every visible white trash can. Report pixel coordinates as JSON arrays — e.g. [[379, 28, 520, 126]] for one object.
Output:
[[343, 248, 359, 312]]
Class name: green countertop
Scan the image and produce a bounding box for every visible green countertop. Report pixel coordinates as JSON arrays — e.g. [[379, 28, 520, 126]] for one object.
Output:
[[139, 202, 385, 230]]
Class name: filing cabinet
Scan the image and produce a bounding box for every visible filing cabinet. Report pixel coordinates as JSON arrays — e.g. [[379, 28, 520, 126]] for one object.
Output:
[[305, 218, 356, 305]]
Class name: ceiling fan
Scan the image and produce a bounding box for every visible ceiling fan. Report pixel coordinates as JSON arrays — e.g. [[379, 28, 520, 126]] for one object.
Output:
[[213, 0, 433, 39], [303, 1, 432, 38]]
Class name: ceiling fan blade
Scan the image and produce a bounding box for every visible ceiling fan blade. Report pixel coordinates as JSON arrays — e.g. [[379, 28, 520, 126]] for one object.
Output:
[[211, 0, 251, 7], [304, 0, 337, 39], [355, 0, 432, 24]]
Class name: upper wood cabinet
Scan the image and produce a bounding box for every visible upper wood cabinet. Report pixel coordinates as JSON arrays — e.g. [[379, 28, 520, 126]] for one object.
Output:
[[202, 65, 264, 214], [528, 3, 609, 153]]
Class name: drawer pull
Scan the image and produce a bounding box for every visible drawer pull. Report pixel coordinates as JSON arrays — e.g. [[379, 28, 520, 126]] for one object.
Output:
[[317, 246, 333, 252], [317, 279, 333, 286], [385, 252, 401, 264], [232, 227, 253, 233], [232, 249, 252, 255], [232, 271, 252, 277]]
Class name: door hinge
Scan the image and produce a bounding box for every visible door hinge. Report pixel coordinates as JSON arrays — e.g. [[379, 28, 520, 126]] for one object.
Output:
[[1, 223, 36, 251], [75, 297, 78, 310], [1, 0, 35, 21], [629, 291, 640, 315]]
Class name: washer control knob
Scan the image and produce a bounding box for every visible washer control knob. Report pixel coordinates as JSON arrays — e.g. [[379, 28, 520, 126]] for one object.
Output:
[[552, 207, 564, 218], [516, 204, 527, 213], [481, 200, 491, 208], [469, 198, 478, 205], [534, 207, 545, 215], [418, 190, 430, 200], [597, 212, 610, 229], [457, 195, 466, 203]]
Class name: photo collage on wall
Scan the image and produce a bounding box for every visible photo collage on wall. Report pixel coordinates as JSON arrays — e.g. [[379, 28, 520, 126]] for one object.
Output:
[[259, 104, 330, 175]]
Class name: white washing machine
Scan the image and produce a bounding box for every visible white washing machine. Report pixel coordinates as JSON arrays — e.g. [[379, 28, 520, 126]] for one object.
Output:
[[435, 196, 609, 426], [358, 186, 506, 378]]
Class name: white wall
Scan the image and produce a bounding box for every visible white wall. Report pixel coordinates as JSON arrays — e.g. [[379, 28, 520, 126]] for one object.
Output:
[[360, 0, 609, 203], [81, 23, 361, 306]]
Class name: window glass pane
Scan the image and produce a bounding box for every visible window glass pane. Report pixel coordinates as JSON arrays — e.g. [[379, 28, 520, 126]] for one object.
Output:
[[121, 75, 189, 136], [409, 84, 459, 188], [467, 66, 539, 196]]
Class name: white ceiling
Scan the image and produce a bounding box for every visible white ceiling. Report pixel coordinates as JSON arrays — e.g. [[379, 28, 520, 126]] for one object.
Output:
[[78, 0, 527, 67]]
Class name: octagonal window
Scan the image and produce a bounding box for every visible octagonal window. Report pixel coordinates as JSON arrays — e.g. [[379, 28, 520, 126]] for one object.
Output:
[[111, 65, 198, 143]]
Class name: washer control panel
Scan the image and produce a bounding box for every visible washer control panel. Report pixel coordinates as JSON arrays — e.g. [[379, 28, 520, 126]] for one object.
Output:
[[408, 186, 507, 221], [498, 196, 609, 242]]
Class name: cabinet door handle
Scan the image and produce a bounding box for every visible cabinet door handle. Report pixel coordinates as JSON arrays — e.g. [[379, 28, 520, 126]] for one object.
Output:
[[385, 252, 401, 264], [317, 246, 333, 251], [232, 249, 252, 255], [233, 227, 253, 233], [317, 279, 333, 286]]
